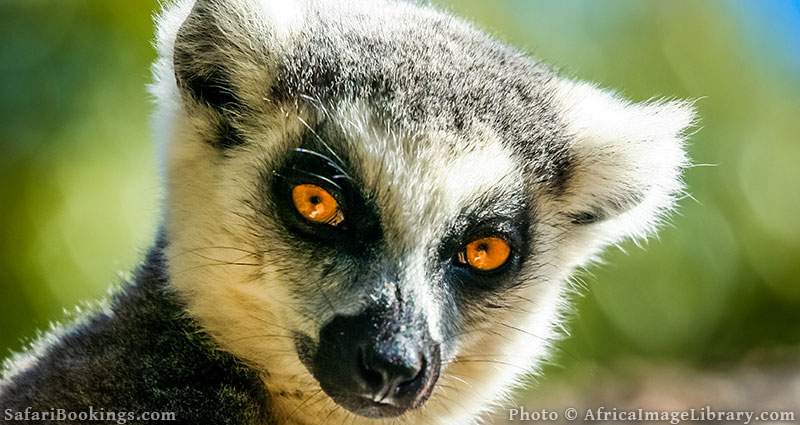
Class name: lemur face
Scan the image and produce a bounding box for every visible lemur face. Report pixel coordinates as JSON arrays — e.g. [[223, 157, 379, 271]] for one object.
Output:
[[153, 0, 694, 423], [266, 109, 536, 417]]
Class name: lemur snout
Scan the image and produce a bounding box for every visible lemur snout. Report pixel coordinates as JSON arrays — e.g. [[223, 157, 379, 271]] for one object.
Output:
[[357, 336, 434, 405], [311, 309, 441, 418]]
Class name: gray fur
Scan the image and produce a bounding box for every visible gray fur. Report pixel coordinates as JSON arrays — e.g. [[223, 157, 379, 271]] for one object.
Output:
[[0, 237, 272, 424], [172, 0, 571, 190]]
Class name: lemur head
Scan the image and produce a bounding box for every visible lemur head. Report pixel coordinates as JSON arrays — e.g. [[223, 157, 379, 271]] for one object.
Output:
[[153, 0, 695, 423]]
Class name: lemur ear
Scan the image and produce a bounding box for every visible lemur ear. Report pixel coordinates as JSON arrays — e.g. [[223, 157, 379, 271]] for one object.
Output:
[[154, 0, 278, 112], [554, 80, 696, 242], [172, 0, 254, 111]]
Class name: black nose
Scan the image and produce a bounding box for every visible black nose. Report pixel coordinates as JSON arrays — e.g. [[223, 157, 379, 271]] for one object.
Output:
[[357, 342, 426, 402], [310, 310, 441, 418]]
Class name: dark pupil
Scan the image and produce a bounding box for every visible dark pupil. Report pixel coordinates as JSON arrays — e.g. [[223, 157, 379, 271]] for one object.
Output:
[[309, 195, 320, 204], [477, 243, 488, 252]]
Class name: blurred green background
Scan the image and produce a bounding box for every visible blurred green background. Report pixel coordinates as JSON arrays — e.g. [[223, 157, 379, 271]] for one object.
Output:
[[1, 0, 799, 407]]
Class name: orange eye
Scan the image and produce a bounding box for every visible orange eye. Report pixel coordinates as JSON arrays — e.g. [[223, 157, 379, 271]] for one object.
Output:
[[458, 236, 511, 272], [291, 184, 343, 225]]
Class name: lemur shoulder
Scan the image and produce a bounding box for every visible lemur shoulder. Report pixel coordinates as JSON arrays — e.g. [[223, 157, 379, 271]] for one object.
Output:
[[0, 1, 695, 424]]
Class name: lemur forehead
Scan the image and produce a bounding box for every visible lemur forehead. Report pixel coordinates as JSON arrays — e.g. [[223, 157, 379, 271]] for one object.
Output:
[[333, 102, 518, 188], [435, 131, 520, 213], [326, 103, 522, 243]]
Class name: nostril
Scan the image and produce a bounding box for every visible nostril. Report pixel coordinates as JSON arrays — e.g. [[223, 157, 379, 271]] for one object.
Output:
[[396, 353, 426, 392], [357, 344, 429, 402], [357, 346, 386, 393]]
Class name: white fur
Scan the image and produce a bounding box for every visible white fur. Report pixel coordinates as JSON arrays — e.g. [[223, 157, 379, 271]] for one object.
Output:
[[257, 0, 306, 39], [553, 79, 695, 244]]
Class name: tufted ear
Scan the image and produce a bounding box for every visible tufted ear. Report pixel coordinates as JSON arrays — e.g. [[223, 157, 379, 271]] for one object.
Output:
[[154, 0, 312, 112], [152, 0, 299, 150], [155, 0, 296, 113], [553, 79, 696, 242], [169, 0, 259, 111]]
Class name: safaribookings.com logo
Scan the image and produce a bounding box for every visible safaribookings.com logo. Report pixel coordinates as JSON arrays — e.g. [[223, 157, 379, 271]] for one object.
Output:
[[507, 405, 796, 424], [4, 406, 176, 424]]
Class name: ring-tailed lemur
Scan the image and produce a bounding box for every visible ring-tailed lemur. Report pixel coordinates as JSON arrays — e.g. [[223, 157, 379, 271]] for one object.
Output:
[[0, 0, 695, 424]]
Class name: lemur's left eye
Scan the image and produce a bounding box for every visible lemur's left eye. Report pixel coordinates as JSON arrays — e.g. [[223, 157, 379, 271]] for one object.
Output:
[[457, 236, 511, 272], [292, 184, 344, 226]]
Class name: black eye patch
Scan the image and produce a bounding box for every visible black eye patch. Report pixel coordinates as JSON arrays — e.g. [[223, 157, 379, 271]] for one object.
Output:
[[436, 192, 531, 297], [269, 124, 382, 250]]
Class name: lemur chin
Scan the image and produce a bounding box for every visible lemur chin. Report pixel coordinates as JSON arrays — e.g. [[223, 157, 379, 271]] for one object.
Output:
[[0, 1, 695, 424]]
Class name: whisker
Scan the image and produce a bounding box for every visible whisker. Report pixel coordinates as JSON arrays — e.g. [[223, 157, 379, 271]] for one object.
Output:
[[292, 147, 352, 180], [167, 245, 262, 260], [285, 388, 325, 423], [290, 168, 344, 191], [226, 333, 296, 344], [296, 115, 347, 171], [445, 358, 530, 373]]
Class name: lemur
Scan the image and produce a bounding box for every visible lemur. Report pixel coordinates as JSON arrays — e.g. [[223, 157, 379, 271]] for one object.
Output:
[[0, 0, 695, 424]]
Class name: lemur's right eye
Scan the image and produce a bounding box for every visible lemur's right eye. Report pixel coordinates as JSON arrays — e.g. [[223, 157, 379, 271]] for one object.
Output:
[[457, 236, 511, 272], [292, 184, 344, 226]]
